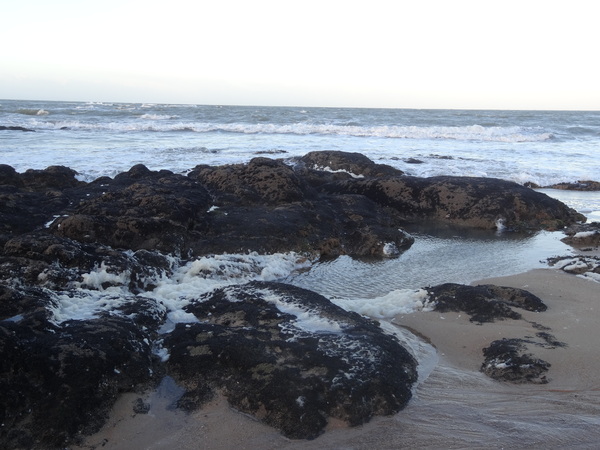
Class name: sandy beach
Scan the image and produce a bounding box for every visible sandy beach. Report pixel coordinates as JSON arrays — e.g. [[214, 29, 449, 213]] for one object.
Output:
[[73, 264, 600, 450]]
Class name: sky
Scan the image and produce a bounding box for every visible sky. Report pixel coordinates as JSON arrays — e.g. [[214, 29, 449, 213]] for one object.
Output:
[[1, 0, 598, 110]]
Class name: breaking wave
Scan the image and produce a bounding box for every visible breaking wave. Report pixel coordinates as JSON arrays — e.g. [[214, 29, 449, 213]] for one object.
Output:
[[21, 119, 552, 142]]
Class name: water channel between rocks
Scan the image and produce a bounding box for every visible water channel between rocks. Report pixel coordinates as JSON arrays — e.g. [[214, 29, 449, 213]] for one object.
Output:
[[286, 228, 573, 299]]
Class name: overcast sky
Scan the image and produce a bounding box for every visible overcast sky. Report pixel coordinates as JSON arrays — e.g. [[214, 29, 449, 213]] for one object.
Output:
[[2, 0, 598, 110]]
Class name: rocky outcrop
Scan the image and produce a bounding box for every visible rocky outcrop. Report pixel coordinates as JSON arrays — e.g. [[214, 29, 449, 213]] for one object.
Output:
[[545, 180, 600, 191], [186, 157, 414, 256], [424, 282, 567, 383], [546, 254, 600, 281], [561, 222, 600, 248], [1, 152, 585, 258], [52, 168, 215, 256], [0, 232, 174, 293], [165, 281, 417, 439], [1, 278, 418, 447], [0, 151, 589, 447], [319, 175, 585, 231], [426, 283, 547, 323], [481, 338, 551, 384], [297, 150, 404, 178], [1, 309, 161, 449]]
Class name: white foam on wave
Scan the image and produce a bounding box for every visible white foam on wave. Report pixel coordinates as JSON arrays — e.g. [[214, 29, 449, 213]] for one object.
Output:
[[14, 119, 553, 143], [257, 288, 345, 334], [139, 113, 179, 120], [550, 256, 600, 283], [16, 108, 49, 116], [379, 320, 438, 385], [578, 272, 600, 283], [78, 262, 130, 290], [330, 289, 432, 319], [47, 251, 313, 327], [49, 290, 132, 323]]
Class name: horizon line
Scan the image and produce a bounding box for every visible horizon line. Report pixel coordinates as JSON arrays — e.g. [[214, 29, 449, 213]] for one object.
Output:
[[2, 97, 599, 113]]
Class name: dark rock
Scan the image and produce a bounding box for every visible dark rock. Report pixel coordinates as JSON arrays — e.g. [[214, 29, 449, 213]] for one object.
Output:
[[52, 171, 213, 256], [298, 150, 404, 178], [165, 281, 418, 439], [545, 180, 600, 191], [561, 222, 600, 248], [404, 158, 425, 164], [0, 153, 586, 258], [0, 314, 159, 449], [191, 196, 413, 257], [132, 398, 151, 414], [182, 157, 413, 257], [322, 175, 585, 231], [0, 232, 174, 294], [546, 254, 600, 276], [189, 157, 307, 205], [21, 166, 82, 191], [0, 285, 52, 322], [535, 331, 567, 348], [254, 149, 288, 155], [0, 164, 24, 187], [0, 125, 35, 132], [481, 338, 550, 383], [0, 185, 70, 235], [426, 283, 547, 323]]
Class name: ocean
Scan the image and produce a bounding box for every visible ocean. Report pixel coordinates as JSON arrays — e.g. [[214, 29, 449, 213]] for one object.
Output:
[[3, 99, 600, 447], [0, 100, 598, 182]]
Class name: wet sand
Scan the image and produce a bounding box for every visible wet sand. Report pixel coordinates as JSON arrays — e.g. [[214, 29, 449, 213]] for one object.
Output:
[[75, 269, 600, 449]]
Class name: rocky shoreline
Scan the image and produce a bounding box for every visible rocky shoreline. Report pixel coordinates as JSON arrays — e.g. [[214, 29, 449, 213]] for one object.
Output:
[[0, 151, 593, 448]]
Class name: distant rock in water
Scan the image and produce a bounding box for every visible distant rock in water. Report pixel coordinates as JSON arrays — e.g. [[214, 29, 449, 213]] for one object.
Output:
[[404, 157, 425, 164], [0, 125, 35, 132], [545, 180, 600, 191], [525, 179, 600, 191], [296, 150, 404, 178]]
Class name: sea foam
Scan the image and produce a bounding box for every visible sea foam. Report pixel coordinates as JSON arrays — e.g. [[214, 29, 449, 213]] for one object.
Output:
[[48, 252, 313, 327]]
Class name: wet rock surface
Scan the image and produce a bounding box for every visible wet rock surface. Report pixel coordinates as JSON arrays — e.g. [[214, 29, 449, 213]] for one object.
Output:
[[165, 281, 418, 439], [424, 282, 569, 383], [546, 254, 600, 280], [0, 312, 160, 449], [1, 152, 584, 256], [545, 180, 600, 191], [481, 338, 551, 384], [320, 175, 585, 231], [0, 152, 586, 447], [426, 283, 547, 323], [561, 222, 600, 248]]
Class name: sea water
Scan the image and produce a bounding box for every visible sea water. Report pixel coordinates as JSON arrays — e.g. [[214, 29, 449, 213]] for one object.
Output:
[[0, 100, 598, 184]]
